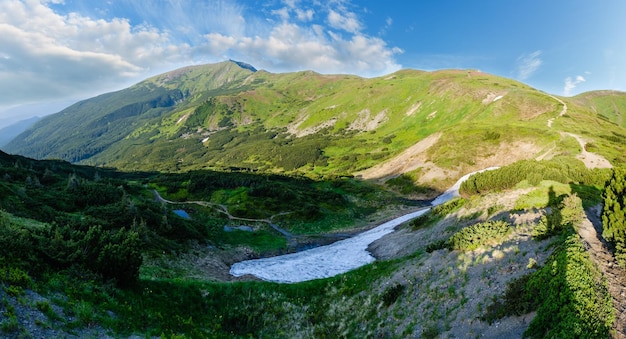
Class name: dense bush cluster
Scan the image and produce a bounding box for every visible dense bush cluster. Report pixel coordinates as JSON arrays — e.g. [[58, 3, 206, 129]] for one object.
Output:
[[602, 168, 626, 266], [155, 169, 365, 222], [0, 214, 142, 286], [425, 219, 512, 253], [447, 220, 511, 251], [0, 153, 216, 286], [460, 159, 610, 196]]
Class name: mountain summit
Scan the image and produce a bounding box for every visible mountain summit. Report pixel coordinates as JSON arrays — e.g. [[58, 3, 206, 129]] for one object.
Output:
[[229, 59, 257, 72]]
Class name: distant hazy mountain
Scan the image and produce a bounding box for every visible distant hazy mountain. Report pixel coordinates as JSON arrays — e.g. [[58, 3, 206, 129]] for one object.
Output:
[[0, 116, 41, 148], [5, 60, 626, 186]]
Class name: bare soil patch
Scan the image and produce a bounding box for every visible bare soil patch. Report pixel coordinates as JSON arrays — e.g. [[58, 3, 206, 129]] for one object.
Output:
[[356, 132, 443, 181]]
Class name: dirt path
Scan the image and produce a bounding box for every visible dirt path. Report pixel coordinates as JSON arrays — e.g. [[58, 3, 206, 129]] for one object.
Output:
[[153, 190, 294, 239], [543, 94, 612, 169], [563, 132, 613, 169], [579, 205, 626, 338], [546, 95, 568, 128]]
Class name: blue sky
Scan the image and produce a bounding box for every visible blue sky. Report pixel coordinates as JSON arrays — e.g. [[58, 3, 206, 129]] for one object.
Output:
[[0, 0, 624, 127]]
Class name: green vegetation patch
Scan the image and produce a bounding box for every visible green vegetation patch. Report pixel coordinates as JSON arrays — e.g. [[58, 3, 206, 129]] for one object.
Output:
[[448, 220, 512, 251], [34, 254, 405, 338], [513, 181, 571, 210], [461, 158, 610, 195], [220, 228, 287, 253], [410, 198, 466, 230], [385, 169, 435, 196], [602, 167, 626, 267], [525, 232, 614, 338]]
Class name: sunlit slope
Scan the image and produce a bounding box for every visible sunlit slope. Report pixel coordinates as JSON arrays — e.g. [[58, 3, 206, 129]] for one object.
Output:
[[572, 90, 626, 128], [4, 61, 255, 162], [6, 63, 626, 185]]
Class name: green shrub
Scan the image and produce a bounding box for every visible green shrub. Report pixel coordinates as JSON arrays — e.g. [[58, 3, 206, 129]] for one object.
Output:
[[481, 274, 537, 323], [74, 301, 96, 327], [525, 232, 614, 338], [0, 266, 32, 288], [381, 284, 405, 307], [484, 192, 613, 338], [602, 168, 626, 267], [36, 301, 61, 321], [0, 315, 18, 333], [532, 193, 583, 240], [425, 239, 448, 253], [411, 198, 465, 230], [448, 220, 511, 251], [386, 174, 433, 195], [460, 159, 610, 196], [36, 224, 142, 286]]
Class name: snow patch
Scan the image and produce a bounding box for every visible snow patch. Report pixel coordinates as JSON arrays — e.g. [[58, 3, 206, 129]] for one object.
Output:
[[176, 114, 189, 125], [230, 167, 499, 283], [482, 93, 506, 104]]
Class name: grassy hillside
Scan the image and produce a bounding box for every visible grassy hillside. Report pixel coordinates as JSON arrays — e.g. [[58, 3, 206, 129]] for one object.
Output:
[[7, 63, 625, 188], [573, 90, 626, 128], [4, 61, 255, 163]]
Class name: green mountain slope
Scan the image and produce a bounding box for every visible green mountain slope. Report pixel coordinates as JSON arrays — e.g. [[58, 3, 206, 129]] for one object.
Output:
[[572, 90, 626, 128], [5, 61, 255, 162], [0, 115, 40, 147], [6, 62, 626, 189]]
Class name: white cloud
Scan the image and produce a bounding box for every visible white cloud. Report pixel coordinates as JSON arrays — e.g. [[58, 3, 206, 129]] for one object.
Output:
[[272, 7, 291, 22], [327, 9, 362, 34], [283, 0, 299, 8], [203, 22, 401, 77], [0, 0, 187, 107], [563, 75, 586, 96], [378, 16, 393, 36], [516, 50, 542, 80], [0, 0, 402, 113], [296, 8, 315, 21]]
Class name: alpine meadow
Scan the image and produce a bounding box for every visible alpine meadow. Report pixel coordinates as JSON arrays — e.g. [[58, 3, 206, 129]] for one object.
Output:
[[2, 60, 626, 338]]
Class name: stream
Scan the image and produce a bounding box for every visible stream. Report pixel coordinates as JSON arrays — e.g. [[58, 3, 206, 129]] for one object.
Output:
[[230, 168, 497, 283]]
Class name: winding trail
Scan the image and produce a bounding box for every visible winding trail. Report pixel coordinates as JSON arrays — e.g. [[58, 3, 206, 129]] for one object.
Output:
[[546, 95, 568, 128], [543, 94, 612, 169], [545, 95, 622, 335], [153, 190, 294, 239], [579, 206, 626, 338]]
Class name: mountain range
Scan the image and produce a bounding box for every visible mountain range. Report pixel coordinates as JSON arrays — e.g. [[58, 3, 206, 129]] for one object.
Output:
[[5, 60, 626, 190], [0, 115, 40, 148]]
